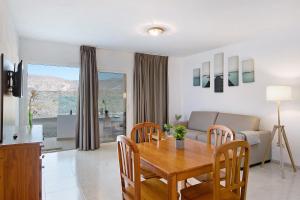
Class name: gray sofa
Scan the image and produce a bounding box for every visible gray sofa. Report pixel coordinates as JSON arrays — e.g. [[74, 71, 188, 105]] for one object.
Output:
[[180, 111, 272, 166]]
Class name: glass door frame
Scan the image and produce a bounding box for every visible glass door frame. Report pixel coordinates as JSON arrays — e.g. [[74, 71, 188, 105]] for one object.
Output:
[[97, 69, 127, 142]]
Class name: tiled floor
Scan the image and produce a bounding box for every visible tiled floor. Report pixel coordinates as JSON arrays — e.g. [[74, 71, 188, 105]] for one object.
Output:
[[42, 142, 300, 200]]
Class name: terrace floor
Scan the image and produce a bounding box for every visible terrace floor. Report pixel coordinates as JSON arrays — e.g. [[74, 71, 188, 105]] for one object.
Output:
[[35, 116, 125, 152]]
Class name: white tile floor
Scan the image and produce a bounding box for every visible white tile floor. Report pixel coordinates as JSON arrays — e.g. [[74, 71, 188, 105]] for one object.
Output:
[[42, 142, 300, 200]]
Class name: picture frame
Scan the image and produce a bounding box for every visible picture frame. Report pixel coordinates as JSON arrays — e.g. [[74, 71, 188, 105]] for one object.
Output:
[[202, 62, 210, 88], [228, 56, 239, 86], [242, 59, 255, 83], [193, 68, 201, 86], [214, 53, 224, 92]]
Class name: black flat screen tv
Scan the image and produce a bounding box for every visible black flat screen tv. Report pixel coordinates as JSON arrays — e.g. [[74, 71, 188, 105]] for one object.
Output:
[[12, 60, 23, 98], [0, 54, 23, 143], [0, 54, 19, 143]]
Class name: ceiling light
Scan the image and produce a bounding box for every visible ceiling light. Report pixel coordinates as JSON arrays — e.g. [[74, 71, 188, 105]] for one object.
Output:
[[147, 27, 165, 36]]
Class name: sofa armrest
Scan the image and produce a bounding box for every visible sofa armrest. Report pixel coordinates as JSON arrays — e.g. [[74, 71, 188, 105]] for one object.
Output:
[[244, 130, 272, 165], [174, 121, 188, 127], [253, 130, 272, 141], [256, 130, 272, 142], [239, 130, 272, 146], [245, 130, 272, 135]]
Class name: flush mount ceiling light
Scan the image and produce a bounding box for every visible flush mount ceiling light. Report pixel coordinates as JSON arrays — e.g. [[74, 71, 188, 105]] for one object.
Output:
[[147, 27, 165, 36]]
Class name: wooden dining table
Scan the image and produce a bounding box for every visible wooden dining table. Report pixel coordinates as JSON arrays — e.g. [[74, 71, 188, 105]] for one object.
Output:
[[136, 137, 216, 200]]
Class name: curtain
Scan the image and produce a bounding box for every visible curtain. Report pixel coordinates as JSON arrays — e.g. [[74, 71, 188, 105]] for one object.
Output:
[[133, 53, 168, 125], [76, 46, 100, 150]]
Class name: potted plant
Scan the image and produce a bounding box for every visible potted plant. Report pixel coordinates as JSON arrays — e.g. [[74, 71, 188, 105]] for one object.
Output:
[[175, 114, 182, 122], [163, 124, 173, 136], [173, 125, 187, 149], [102, 100, 109, 116], [28, 90, 38, 129]]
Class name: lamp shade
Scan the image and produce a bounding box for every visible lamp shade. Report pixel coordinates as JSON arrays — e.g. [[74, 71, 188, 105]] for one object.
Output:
[[266, 86, 292, 101]]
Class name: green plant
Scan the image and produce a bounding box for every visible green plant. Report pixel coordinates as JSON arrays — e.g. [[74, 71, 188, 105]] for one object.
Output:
[[173, 125, 187, 140], [163, 124, 173, 132], [28, 90, 38, 128], [102, 100, 108, 111], [175, 114, 182, 121]]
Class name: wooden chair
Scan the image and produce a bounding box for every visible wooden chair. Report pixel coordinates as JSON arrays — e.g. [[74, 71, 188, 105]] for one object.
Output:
[[130, 122, 163, 143], [184, 125, 235, 184], [117, 135, 169, 200], [193, 125, 235, 183], [181, 140, 250, 200], [207, 125, 235, 147], [130, 122, 163, 179]]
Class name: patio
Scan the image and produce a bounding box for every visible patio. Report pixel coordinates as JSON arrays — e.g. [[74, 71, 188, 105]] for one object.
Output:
[[34, 114, 126, 152]]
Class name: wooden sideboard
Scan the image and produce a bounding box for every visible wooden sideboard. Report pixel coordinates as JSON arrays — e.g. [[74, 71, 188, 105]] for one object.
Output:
[[0, 125, 43, 200]]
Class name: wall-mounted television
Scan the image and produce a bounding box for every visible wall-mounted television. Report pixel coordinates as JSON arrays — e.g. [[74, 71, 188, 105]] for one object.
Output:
[[12, 60, 23, 98], [5, 59, 23, 97]]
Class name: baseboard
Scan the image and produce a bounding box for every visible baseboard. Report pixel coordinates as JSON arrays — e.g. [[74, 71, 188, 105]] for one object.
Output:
[[249, 160, 271, 168], [56, 137, 75, 141]]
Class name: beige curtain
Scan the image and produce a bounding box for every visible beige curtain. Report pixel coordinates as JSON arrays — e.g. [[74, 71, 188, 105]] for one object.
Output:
[[76, 46, 100, 150], [133, 53, 168, 125]]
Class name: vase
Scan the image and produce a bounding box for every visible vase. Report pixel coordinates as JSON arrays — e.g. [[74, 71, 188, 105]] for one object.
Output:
[[176, 139, 184, 149], [166, 130, 171, 137]]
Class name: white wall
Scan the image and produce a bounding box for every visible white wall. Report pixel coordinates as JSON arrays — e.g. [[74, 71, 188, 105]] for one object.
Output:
[[96, 48, 134, 132], [168, 57, 183, 123], [0, 0, 19, 127], [169, 30, 300, 166], [19, 38, 135, 134], [0, 0, 18, 61]]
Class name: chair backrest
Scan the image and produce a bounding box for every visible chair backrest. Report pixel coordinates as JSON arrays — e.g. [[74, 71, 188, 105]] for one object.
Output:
[[130, 122, 162, 143], [117, 135, 141, 200], [213, 140, 250, 200], [207, 125, 235, 146]]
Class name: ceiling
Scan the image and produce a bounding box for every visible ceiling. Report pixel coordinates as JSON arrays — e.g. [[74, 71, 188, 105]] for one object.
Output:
[[8, 0, 300, 56]]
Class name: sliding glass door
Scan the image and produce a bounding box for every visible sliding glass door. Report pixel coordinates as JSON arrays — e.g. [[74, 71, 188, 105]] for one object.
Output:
[[27, 65, 126, 150], [98, 72, 126, 143], [27, 64, 79, 152]]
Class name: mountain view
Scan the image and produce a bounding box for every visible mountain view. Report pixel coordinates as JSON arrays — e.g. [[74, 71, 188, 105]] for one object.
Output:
[[28, 75, 78, 92], [28, 73, 126, 119]]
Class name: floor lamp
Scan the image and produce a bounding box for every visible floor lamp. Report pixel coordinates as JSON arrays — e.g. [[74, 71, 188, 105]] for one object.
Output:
[[262, 86, 297, 178]]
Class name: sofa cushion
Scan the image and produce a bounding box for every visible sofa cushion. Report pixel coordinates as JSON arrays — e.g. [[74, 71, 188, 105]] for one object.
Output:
[[186, 129, 246, 144], [215, 113, 260, 132], [186, 129, 206, 141], [186, 129, 201, 140], [196, 131, 209, 143], [188, 111, 218, 131]]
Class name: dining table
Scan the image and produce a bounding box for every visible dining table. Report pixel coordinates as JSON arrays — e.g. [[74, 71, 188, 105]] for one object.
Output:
[[136, 137, 216, 200]]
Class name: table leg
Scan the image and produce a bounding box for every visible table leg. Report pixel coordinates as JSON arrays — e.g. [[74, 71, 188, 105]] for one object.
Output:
[[168, 175, 178, 200]]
